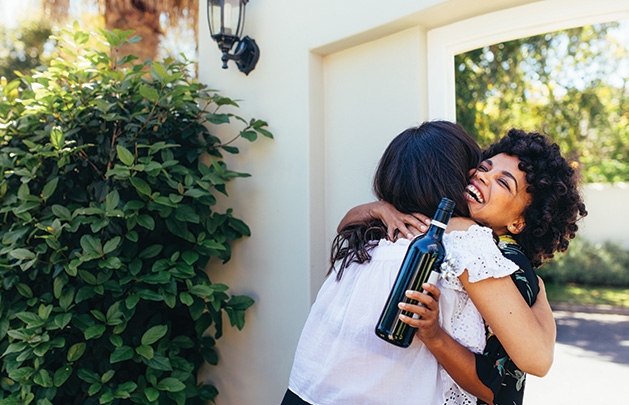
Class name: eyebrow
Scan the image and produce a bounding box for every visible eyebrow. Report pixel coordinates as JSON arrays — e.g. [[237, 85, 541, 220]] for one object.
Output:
[[485, 159, 519, 192]]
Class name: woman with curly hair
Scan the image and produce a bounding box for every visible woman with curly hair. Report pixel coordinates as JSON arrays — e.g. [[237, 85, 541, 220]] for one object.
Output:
[[340, 128, 587, 404]]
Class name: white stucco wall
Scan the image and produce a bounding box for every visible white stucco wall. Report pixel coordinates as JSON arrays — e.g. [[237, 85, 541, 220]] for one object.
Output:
[[580, 183, 629, 249], [195, 1, 629, 403]]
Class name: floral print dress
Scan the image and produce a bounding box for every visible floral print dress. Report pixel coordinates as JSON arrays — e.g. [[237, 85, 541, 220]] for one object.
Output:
[[475, 235, 540, 405]]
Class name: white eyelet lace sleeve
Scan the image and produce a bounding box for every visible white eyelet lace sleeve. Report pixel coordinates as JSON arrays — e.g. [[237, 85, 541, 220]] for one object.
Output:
[[441, 225, 518, 291]]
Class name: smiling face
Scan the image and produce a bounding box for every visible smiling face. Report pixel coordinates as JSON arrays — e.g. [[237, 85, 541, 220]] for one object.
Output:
[[465, 153, 532, 236]]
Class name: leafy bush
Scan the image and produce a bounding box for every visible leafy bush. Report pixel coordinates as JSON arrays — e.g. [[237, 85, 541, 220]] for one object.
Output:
[[538, 237, 629, 287], [0, 24, 271, 404]]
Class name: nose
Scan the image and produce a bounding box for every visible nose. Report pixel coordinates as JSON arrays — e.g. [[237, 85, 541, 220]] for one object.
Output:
[[473, 169, 488, 185]]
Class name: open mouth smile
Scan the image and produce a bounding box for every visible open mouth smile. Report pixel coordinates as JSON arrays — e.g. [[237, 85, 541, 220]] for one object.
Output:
[[465, 184, 484, 203]]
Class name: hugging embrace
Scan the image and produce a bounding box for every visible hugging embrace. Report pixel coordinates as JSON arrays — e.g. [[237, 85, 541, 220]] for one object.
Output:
[[282, 121, 586, 405]]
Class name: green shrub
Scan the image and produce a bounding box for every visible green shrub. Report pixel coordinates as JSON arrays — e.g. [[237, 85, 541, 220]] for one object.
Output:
[[0, 23, 271, 404], [537, 237, 629, 287]]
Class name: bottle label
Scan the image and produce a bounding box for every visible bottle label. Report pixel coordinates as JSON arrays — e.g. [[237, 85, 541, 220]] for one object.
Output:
[[430, 219, 447, 229], [425, 270, 441, 286]]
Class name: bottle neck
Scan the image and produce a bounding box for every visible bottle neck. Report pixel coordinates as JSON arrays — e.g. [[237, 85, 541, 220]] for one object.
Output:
[[426, 208, 452, 238]]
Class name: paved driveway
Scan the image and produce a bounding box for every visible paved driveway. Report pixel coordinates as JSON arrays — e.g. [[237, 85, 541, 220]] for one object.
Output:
[[523, 306, 629, 404]]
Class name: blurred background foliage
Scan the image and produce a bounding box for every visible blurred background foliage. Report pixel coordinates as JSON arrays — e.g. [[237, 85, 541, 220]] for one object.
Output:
[[456, 21, 629, 183], [0, 0, 198, 77]]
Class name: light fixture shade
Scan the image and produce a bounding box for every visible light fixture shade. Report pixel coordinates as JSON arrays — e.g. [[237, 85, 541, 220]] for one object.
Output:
[[207, 0, 259, 75], [207, 0, 247, 53]]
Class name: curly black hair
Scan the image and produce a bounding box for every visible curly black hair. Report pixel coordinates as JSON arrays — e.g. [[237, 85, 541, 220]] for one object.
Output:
[[483, 128, 588, 268]]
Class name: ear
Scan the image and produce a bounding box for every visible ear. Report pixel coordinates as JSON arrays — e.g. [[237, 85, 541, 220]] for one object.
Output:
[[509, 218, 526, 235]]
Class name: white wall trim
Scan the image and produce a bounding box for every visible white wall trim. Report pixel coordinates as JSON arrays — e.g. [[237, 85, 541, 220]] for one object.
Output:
[[427, 0, 629, 120]]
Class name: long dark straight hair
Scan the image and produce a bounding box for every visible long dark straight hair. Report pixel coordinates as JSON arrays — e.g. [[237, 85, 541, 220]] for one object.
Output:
[[329, 120, 481, 279]]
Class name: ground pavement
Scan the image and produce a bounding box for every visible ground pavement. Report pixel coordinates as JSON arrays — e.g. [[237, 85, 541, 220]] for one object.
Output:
[[523, 304, 629, 404]]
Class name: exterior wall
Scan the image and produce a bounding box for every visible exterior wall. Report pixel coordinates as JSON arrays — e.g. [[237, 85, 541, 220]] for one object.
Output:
[[195, 1, 629, 404], [581, 184, 629, 249]]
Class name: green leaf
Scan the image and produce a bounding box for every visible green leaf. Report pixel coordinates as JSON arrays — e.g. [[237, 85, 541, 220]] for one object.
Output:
[[129, 177, 152, 197], [227, 294, 255, 310], [143, 354, 172, 371], [79, 270, 98, 285], [139, 85, 159, 102], [206, 113, 230, 124], [54, 366, 72, 387], [16, 283, 33, 298], [255, 127, 274, 139], [54, 313, 72, 329], [109, 335, 123, 347], [125, 294, 141, 309], [135, 344, 154, 360], [52, 204, 72, 220], [99, 391, 114, 404], [179, 292, 193, 306], [229, 217, 251, 236], [67, 342, 87, 362], [3, 342, 27, 356], [67, 342, 86, 361], [103, 237, 121, 254], [200, 345, 219, 366], [77, 369, 101, 384], [10, 248, 36, 261], [145, 387, 159, 402], [33, 369, 53, 388], [84, 324, 106, 340], [101, 370, 115, 383], [114, 381, 137, 398], [141, 325, 168, 346], [8, 367, 35, 381], [90, 310, 106, 322], [16, 311, 43, 327], [50, 127, 65, 149], [189, 284, 214, 298], [41, 177, 59, 201], [139, 244, 162, 259], [89, 382, 102, 396], [156, 377, 185, 392], [240, 130, 258, 142], [80, 234, 103, 256], [116, 145, 135, 166], [38, 304, 53, 320], [136, 214, 155, 230], [110, 346, 134, 363]]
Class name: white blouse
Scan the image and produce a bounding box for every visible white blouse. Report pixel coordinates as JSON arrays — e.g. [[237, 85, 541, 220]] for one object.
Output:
[[287, 225, 518, 405]]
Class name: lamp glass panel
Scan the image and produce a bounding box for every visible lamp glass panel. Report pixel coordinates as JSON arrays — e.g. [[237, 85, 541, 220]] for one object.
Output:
[[223, 0, 243, 36], [208, 0, 222, 36]]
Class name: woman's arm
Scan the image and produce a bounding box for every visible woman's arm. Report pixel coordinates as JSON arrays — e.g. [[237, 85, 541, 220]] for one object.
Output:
[[460, 272, 556, 376], [399, 285, 495, 404], [337, 201, 430, 240]]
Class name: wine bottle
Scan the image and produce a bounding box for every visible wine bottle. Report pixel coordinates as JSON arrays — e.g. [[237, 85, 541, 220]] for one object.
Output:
[[375, 197, 455, 348]]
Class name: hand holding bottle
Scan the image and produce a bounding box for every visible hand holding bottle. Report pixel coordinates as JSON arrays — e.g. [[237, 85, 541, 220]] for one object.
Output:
[[397, 283, 444, 344]]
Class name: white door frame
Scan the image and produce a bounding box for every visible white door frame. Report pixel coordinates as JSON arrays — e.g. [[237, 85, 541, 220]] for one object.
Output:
[[427, 0, 629, 121]]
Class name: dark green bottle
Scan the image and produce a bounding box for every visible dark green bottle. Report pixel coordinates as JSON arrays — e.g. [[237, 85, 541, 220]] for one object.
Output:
[[375, 198, 454, 347]]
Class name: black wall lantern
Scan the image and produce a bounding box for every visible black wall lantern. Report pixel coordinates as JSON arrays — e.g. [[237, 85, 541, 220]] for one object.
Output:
[[207, 0, 260, 75]]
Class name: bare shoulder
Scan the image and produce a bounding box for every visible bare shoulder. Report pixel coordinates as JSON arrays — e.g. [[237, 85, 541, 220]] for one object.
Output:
[[446, 217, 478, 232]]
